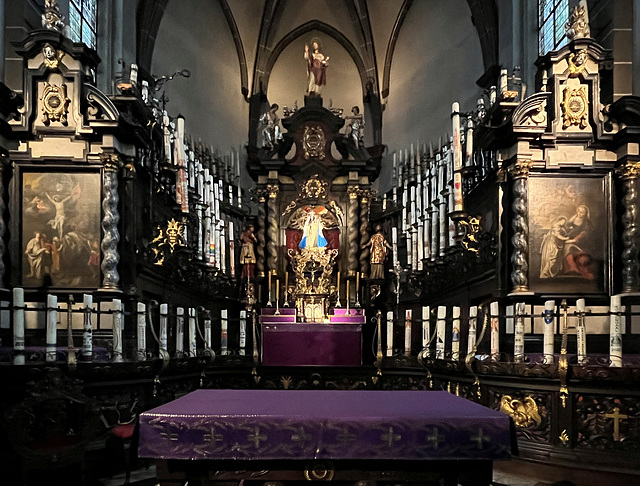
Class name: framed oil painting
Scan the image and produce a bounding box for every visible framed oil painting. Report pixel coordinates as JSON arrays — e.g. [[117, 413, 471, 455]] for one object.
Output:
[[527, 174, 610, 294], [21, 170, 101, 288]]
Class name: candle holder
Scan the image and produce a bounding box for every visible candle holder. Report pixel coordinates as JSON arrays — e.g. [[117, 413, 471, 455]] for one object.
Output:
[[275, 296, 280, 315]]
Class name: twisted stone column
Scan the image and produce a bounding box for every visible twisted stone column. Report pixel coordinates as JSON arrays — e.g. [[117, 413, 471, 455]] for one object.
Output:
[[359, 190, 371, 278], [0, 157, 9, 288], [616, 162, 640, 292], [507, 160, 533, 293], [255, 190, 266, 278], [101, 153, 122, 289], [347, 186, 359, 276], [266, 184, 279, 275]]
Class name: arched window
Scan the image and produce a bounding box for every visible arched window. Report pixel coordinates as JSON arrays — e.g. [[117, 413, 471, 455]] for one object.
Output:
[[539, 0, 569, 54], [69, 0, 97, 49]]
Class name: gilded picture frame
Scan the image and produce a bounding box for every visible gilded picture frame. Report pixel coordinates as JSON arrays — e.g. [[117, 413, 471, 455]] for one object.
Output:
[[527, 173, 611, 294]]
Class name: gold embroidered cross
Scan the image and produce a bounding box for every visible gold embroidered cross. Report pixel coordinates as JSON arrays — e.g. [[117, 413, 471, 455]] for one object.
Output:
[[605, 407, 629, 442], [203, 427, 223, 443], [160, 432, 178, 441], [337, 429, 356, 443], [248, 427, 267, 448], [426, 428, 444, 449], [381, 427, 401, 447], [470, 428, 491, 449], [291, 427, 312, 443]]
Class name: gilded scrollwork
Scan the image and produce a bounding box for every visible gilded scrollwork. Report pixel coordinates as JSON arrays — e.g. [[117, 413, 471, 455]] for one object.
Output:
[[299, 175, 328, 199], [499, 395, 541, 428], [303, 125, 326, 160], [41, 82, 70, 125], [561, 85, 589, 129]]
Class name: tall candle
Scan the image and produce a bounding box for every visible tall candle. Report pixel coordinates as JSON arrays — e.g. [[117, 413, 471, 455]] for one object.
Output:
[[490, 301, 500, 361], [451, 306, 460, 360], [176, 307, 184, 355], [346, 280, 350, 303], [285, 272, 289, 295], [268, 271, 272, 302], [12, 288, 25, 364], [386, 310, 394, 357], [204, 311, 212, 348], [239, 309, 247, 355], [276, 279, 280, 301], [137, 302, 146, 359], [159, 304, 168, 351], [404, 309, 412, 356], [228, 221, 235, 276], [451, 102, 463, 212], [391, 227, 398, 267], [467, 306, 477, 357], [356, 272, 360, 294], [465, 117, 474, 167], [46, 294, 58, 362], [422, 306, 430, 348], [336, 271, 340, 295], [514, 302, 525, 362], [188, 307, 197, 357], [436, 306, 446, 359], [543, 300, 555, 364], [221, 309, 228, 356], [113, 299, 123, 362], [609, 295, 623, 367], [83, 294, 93, 360], [576, 298, 587, 364]]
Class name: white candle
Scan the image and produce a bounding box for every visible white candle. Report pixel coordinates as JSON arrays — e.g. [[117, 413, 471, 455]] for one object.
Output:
[[499, 68, 508, 95], [113, 299, 123, 362], [514, 302, 525, 362], [436, 306, 446, 359], [465, 117, 474, 167], [490, 301, 500, 361], [228, 221, 235, 277], [176, 307, 184, 355], [188, 308, 197, 357], [159, 304, 168, 351], [12, 288, 25, 363], [239, 309, 247, 355], [451, 306, 460, 360], [130, 63, 138, 85], [576, 298, 587, 364], [386, 311, 394, 357], [422, 306, 430, 348], [609, 295, 623, 367], [543, 300, 555, 364], [83, 294, 93, 360], [406, 231, 413, 267], [467, 306, 477, 357], [221, 309, 228, 355], [204, 312, 212, 349], [391, 227, 398, 267], [404, 309, 412, 356], [137, 302, 146, 359], [46, 294, 58, 362]]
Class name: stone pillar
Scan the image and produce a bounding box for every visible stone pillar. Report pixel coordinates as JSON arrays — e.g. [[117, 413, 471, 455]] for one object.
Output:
[[100, 152, 121, 290], [266, 183, 279, 276], [359, 189, 371, 278], [616, 161, 640, 292], [507, 159, 533, 294], [0, 156, 9, 289], [255, 189, 266, 278], [347, 185, 359, 276]]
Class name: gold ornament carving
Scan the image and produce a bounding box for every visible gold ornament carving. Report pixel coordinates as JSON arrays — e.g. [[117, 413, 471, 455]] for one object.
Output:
[[565, 0, 590, 40], [41, 82, 70, 125], [568, 49, 588, 78], [499, 395, 541, 428], [303, 125, 326, 160], [42, 43, 64, 69], [347, 186, 360, 199], [561, 85, 589, 129], [300, 175, 328, 199], [507, 160, 534, 179], [615, 162, 640, 181], [267, 184, 279, 199], [559, 429, 569, 445], [151, 218, 186, 265], [304, 461, 335, 481], [459, 216, 482, 253]]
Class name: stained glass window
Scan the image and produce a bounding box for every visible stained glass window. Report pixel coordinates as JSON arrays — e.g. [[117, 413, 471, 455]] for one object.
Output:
[[539, 0, 569, 55], [68, 0, 97, 49]]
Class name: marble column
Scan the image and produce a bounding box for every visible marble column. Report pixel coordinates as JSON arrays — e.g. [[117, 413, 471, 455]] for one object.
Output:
[[266, 184, 279, 276], [347, 186, 359, 276], [616, 161, 640, 292], [359, 189, 371, 278], [0, 156, 9, 289], [507, 160, 533, 294], [100, 153, 122, 290]]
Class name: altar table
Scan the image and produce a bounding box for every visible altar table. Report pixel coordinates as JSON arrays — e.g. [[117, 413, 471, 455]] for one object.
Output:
[[139, 389, 512, 485]]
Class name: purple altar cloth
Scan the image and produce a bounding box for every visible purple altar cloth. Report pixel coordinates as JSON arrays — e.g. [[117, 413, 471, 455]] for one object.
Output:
[[139, 390, 511, 462], [262, 323, 362, 366]]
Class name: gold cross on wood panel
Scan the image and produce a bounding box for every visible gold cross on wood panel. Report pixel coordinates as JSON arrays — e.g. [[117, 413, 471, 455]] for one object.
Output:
[[605, 407, 629, 441]]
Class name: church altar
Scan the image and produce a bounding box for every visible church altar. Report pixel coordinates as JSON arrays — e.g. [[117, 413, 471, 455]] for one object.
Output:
[[139, 389, 512, 485]]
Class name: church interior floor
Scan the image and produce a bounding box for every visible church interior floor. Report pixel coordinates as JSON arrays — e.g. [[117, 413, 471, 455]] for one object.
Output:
[[96, 460, 640, 486]]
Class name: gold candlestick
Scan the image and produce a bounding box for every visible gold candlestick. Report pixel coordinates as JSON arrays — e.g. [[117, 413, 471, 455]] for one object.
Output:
[[275, 278, 280, 315], [355, 271, 361, 307], [284, 272, 289, 306], [335, 271, 341, 307]]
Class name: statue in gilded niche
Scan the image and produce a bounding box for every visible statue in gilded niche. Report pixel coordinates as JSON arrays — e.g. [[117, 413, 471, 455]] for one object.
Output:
[[364, 224, 391, 280], [239, 224, 257, 278], [304, 37, 328, 96], [260, 104, 283, 149], [344, 106, 365, 145], [299, 206, 328, 250]]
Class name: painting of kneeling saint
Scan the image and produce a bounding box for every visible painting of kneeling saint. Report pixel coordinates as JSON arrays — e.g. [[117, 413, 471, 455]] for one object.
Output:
[[528, 175, 609, 294], [22, 171, 101, 288]]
